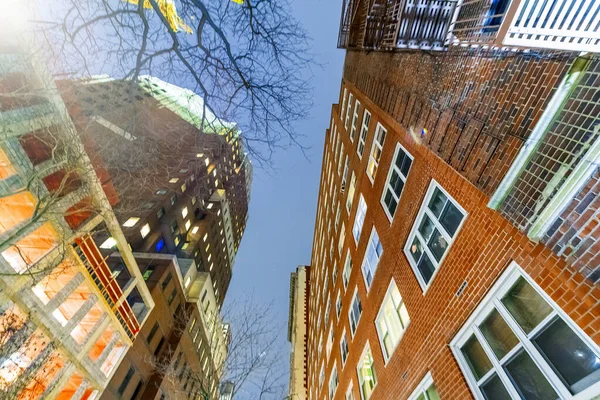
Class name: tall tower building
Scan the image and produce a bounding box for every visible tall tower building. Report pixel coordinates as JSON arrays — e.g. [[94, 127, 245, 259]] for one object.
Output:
[[306, 2, 600, 400], [59, 76, 252, 307], [288, 266, 309, 400], [0, 48, 153, 399]]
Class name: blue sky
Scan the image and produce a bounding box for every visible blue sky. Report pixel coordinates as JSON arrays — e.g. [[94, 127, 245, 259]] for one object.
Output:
[[225, 0, 344, 361]]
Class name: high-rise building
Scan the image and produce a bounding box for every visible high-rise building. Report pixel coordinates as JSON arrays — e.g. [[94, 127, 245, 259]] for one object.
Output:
[[101, 253, 228, 400], [59, 76, 252, 307], [0, 48, 153, 398], [288, 266, 309, 400], [306, 2, 600, 400]]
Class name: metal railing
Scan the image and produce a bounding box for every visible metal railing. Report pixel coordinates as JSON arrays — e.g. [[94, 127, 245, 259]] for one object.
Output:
[[73, 236, 140, 340]]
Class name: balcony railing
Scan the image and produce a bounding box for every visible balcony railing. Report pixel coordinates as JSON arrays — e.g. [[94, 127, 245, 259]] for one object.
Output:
[[73, 236, 140, 340], [339, 0, 600, 53]]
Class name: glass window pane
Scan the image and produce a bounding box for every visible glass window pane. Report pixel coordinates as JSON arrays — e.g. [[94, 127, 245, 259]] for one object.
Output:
[[401, 156, 412, 177], [417, 254, 436, 284], [425, 384, 441, 400], [461, 335, 493, 380], [395, 151, 405, 171], [480, 309, 519, 360], [392, 176, 404, 198], [427, 228, 448, 262], [502, 278, 552, 334], [440, 201, 463, 237], [428, 188, 447, 217], [504, 349, 558, 400], [418, 215, 435, 243], [480, 374, 511, 400], [534, 317, 600, 394], [384, 191, 397, 216], [409, 237, 423, 264]]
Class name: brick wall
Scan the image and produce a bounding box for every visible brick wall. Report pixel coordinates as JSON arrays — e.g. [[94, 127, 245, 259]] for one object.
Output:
[[306, 80, 600, 400], [342, 49, 575, 196]]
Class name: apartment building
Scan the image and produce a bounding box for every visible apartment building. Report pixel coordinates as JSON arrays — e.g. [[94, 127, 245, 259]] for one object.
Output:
[[0, 48, 153, 398], [306, 1, 600, 399], [288, 266, 310, 400], [102, 253, 228, 400], [59, 76, 252, 306]]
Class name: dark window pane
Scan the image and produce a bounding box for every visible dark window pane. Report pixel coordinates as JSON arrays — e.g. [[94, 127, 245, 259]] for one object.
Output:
[[480, 374, 511, 400], [401, 156, 412, 177], [392, 173, 404, 197], [409, 237, 423, 264], [417, 254, 436, 284], [534, 317, 600, 394], [427, 228, 448, 262], [418, 215, 435, 243], [428, 188, 447, 217], [502, 278, 552, 334], [395, 150, 406, 170], [461, 335, 493, 380], [504, 349, 558, 400], [440, 201, 464, 237], [480, 309, 519, 360], [385, 191, 398, 216]]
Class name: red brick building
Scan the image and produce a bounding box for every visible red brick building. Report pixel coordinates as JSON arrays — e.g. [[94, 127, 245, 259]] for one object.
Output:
[[305, 73, 600, 400]]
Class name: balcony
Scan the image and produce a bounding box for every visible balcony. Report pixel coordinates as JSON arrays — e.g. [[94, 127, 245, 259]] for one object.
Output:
[[73, 235, 142, 340], [339, 0, 600, 52]]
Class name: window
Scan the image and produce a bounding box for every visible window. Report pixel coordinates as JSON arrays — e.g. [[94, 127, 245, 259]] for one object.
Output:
[[143, 266, 155, 280], [182, 207, 188, 218], [450, 262, 600, 400], [366, 123, 387, 182], [336, 290, 342, 319], [156, 207, 165, 219], [170, 194, 177, 206], [404, 180, 466, 291], [184, 220, 191, 231], [349, 287, 362, 337], [161, 273, 172, 290], [381, 143, 413, 221], [345, 93, 354, 129], [360, 228, 383, 290], [375, 279, 410, 362], [100, 237, 116, 249], [346, 173, 356, 213], [319, 362, 325, 389], [146, 322, 159, 343], [407, 372, 439, 400], [326, 324, 334, 359], [340, 330, 349, 365], [338, 144, 345, 175], [352, 195, 367, 244], [329, 365, 339, 400], [156, 189, 168, 195], [341, 88, 348, 119], [169, 177, 179, 183], [346, 382, 355, 400], [167, 289, 176, 305], [341, 156, 349, 192], [342, 252, 352, 290], [118, 366, 135, 395], [123, 217, 139, 227], [140, 224, 150, 239], [357, 344, 377, 400], [339, 224, 346, 254], [357, 110, 371, 158], [350, 100, 360, 142]]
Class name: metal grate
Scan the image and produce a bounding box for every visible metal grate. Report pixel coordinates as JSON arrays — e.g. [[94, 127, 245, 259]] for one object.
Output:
[[500, 61, 600, 230]]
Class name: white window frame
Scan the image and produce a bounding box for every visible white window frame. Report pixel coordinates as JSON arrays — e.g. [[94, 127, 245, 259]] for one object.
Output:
[[450, 261, 600, 400], [345, 93, 354, 130], [346, 381, 355, 400], [350, 99, 361, 142], [348, 287, 362, 337], [340, 88, 347, 119], [356, 343, 377, 400], [360, 227, 383, 291], [381, 143, 413, 223], [336, 290, 342, 319], [342, 251, 352, 290], [338, 143, 345, 175], [340, 328, 349, 366], [346, 172, 356, 213], [403, 179, 467, 293], [326, 323, 334, 360], [319, 362, 325, 389], [375, 279, 410, 363], [339, 223, 346, 255], [352, 195, 367, 244], [357, 110, 371, 159], [366, 122, 387, 183], [341, 156, 350, 192], [407, 372, 437, 400], [329, 364, 339, 400]]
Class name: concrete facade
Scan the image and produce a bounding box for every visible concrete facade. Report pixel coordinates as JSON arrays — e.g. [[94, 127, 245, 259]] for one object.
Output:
[[288, 266, 309, 400]]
